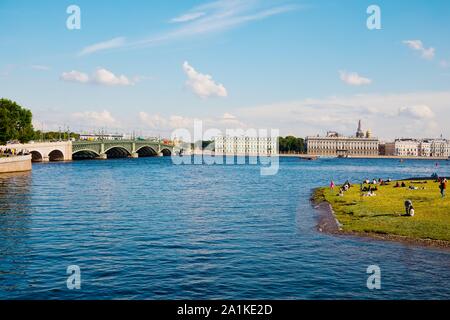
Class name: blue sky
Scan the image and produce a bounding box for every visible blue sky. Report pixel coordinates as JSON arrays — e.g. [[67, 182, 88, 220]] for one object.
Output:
[[1, 0, 450, 139]]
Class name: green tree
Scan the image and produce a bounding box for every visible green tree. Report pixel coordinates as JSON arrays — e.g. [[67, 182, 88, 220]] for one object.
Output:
[[0, 98, 37, 144], [202, 140, 214, 150], [278, 136, 306, 154], [192, 140, 214, 150]]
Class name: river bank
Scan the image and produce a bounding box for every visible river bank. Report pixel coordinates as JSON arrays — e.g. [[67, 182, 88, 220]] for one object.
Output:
[[312, 179, 450, 250], [0, 155, 32, 174]]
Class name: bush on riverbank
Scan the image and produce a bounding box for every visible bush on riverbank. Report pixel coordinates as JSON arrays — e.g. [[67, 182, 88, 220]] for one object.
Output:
[[314, 180, 450, 242]]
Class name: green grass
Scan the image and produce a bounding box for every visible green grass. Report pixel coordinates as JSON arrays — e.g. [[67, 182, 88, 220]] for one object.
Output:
[[315, 180, 450, 242]]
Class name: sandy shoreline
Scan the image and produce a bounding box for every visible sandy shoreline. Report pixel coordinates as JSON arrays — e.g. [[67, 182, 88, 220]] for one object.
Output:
[[311, 191, 450, 251]]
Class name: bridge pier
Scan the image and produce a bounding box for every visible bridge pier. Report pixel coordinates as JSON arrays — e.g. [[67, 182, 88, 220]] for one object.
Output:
[[96, 153, 108, 160], [130, 152, 139, 158]]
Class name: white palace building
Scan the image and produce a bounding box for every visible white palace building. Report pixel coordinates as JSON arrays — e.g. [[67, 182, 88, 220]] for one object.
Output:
[[214, 135, 277, 156], [306, 120, 379, 157], [384, 138, 450, 157]]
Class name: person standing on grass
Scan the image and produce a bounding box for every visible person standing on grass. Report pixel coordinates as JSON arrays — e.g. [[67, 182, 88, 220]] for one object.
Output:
[[440, 179, 447, 198]]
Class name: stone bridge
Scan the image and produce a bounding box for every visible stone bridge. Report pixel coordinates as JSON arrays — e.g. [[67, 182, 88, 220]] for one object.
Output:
[[72, 140, 175, 160], [3, 140, 175, 162], [3, 141, 72, 162]]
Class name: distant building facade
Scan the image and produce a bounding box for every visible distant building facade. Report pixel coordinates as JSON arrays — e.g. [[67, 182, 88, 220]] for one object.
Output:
[[214, 135, 277, 155], [306, 121, 379, 156], [385, 139, 419, 156], [378, 143, 386, 156], [385, 138, 450, 157]]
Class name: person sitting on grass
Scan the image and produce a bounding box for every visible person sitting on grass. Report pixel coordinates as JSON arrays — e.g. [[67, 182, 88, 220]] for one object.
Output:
[[409, 205, 415, 217], [401, 182, 406, 188], [394, 182, 400, 188], [363, 190, 377, 197], [344, 180, 352, 188], [404, 200, 414, 217]]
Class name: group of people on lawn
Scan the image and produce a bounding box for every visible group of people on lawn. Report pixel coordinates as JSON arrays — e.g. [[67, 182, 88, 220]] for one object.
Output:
[[331, 178, 390, 198], [329, 176, 448, 217]]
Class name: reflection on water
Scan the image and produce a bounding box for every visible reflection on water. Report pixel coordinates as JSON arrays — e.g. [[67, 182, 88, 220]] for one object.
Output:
[[0, 158, 449, 299], [0, 171, 32, 294]]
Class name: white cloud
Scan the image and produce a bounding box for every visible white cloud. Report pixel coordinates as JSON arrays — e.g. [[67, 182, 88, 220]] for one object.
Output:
[[60, 70, 90, 83], [165, 0, 296, 37], [92, 68, 134, 86], [183, 61, 227, 98], [235, 91, 450, 139], [398, 105, 434, 119], [219, 113, 246, 128], [31, 65, 50, 71], [60, 68, 135, 86], [170, 12, 206, 23], [78, 1, 297, 55], [138, 113, 197, 140], [168, 115, 195, 128], [79, 37, 126, 56], [222, 112, 237, 120], [403, 40, 435, 60], [72, 110, 119, 127], [339, 71, 372, 86], [139, 112, 196, 130], [139, 112, 169, 129], [138, 112, 246, 139]]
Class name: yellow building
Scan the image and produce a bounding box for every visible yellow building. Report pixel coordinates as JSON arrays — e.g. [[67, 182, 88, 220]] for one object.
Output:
[[306, 121, 379, 157]]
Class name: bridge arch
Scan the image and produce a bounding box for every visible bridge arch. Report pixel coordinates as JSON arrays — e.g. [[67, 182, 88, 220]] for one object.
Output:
[[73, 149, 100, 160], [160, 148, 172, 156], [48, 150, 65, 162], [30, 151, 43, 162], [104, 146, 131, 159], [136, 145, 158, 157]]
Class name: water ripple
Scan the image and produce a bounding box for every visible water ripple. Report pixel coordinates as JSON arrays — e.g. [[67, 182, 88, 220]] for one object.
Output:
[[0, 157, 449, 299]]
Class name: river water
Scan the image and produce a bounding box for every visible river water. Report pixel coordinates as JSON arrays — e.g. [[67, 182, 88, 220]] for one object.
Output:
[[0, 157, 449, 299]]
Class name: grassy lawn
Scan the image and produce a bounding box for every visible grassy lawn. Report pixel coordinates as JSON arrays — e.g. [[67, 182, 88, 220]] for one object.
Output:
[[314, 180, 450, 242]]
